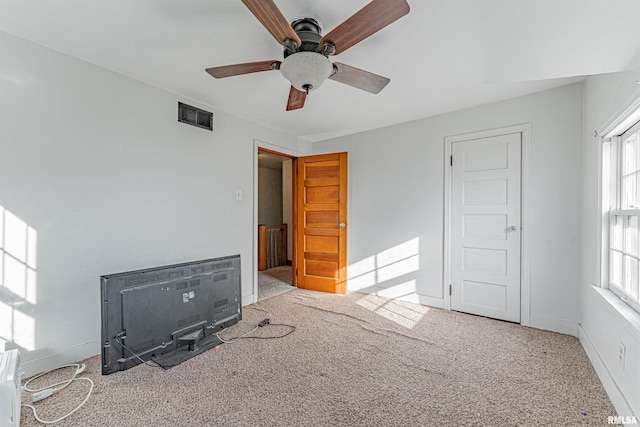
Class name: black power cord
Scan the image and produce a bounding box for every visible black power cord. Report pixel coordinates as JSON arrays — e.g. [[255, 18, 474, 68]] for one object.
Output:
[[217, 318, 296, 342]]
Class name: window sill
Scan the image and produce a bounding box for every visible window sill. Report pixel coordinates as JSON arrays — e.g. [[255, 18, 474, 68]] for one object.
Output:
[[592, 285, 640, 342]]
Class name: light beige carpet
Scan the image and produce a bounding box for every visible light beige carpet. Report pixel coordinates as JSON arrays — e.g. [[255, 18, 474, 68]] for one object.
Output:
[[20, 289, 616, 426], [258, 265, 294, 301]]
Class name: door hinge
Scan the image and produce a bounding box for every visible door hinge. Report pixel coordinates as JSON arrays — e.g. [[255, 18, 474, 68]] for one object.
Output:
[[449, 284, 452, 295], [450, 155, 453, 166]]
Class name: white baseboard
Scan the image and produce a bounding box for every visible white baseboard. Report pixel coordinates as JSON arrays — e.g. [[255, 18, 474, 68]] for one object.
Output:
[[21, 340, 100, 378], [528, 314, 579, 336], [242, 293, 256, 305], [579, 325, 635, 418], [415, 295, 445, 309]]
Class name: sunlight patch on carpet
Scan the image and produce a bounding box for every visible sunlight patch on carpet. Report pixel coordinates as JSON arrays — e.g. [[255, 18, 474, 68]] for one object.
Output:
[[356, 291, 429, 329]]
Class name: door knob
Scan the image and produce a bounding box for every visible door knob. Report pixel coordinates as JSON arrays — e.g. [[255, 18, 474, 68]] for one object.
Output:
[[339, 222, 347, 228], [508, 226, 518, 231]]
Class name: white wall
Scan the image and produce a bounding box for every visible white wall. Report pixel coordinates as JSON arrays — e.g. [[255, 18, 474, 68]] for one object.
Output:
[[313, 83, 583, 335], [282, 160, 293, 261], [580, 70, 640, 417], [0, 32, 306, 376], [258, 166, 283, 229]]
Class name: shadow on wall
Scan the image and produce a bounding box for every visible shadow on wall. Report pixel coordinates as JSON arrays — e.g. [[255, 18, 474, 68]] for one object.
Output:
[[348, 237, 429, 329], [0, 205, 37, 353]]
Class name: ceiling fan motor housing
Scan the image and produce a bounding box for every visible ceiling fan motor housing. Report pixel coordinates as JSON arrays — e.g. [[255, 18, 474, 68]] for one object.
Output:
[[281, 18, 333, 92], [286, 18, 323, 55]]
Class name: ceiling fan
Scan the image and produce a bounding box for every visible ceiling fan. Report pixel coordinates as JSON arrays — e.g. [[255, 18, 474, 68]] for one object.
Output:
[[205, 0, 411, 111]]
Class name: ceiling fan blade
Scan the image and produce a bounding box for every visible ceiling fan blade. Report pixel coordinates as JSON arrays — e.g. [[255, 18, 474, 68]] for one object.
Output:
[[205, 60, 281, 79], [241, 0, 301, 47], [320, 0, 410, 56], [286, 86, 307, 111], [329, 63, 390, 94]]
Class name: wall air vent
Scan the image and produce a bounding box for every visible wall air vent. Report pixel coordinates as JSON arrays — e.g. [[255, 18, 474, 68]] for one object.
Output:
[[178, 102, 213, 131]]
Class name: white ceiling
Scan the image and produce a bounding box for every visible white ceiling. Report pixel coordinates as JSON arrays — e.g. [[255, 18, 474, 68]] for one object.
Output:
[[2, 0, 640, 142]]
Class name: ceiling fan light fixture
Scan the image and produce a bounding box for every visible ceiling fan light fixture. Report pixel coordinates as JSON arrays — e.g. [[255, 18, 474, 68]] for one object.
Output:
[[206, 0, 410, 111], [280, 52, 333, 93]]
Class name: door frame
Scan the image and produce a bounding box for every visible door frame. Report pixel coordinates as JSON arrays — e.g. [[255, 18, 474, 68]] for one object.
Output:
[[252, 139, 304, 304], [443, 124, 531, 326]]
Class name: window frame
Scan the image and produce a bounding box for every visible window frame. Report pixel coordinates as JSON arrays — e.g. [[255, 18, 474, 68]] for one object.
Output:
[[618, 120, 640, 210], [605, 118, 640, 314], [608, 211, 640, 313]]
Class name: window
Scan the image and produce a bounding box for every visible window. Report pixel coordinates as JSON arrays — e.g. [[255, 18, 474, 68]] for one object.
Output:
[[606, 120, 640, 313], [619, 122, 640, 209]]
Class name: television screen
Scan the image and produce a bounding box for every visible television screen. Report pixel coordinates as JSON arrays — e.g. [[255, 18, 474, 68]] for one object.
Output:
[[100, 255, 241, 374]]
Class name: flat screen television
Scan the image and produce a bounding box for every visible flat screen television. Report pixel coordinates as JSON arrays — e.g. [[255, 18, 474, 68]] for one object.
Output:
[[100, 255, 241, 374]]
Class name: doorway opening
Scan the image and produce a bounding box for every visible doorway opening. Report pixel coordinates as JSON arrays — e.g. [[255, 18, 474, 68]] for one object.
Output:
[[257, 149, 295, 301], [253, 146, 349, 302]]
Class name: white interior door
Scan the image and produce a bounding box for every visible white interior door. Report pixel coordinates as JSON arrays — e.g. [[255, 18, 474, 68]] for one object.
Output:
[[450, 132, 522, 322]]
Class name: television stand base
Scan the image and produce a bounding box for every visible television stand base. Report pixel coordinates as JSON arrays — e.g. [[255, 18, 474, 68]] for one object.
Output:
[[152, 334, 223, 369], [178, 329, 203, 352]]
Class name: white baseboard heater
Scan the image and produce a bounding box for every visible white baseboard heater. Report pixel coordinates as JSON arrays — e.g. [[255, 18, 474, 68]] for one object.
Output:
[[0, 349, 22, 427]]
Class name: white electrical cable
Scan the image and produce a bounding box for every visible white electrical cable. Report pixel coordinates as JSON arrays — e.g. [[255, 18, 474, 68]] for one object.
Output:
[[216, 325, 259, 343], [22, 363, 94, 424], [113, 337, 159, 368], [23, 363, 84, 394]]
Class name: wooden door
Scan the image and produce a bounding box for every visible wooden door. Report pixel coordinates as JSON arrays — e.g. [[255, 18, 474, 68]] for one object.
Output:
[[294, 152, 348, 294], [450, 133, 522, 322]]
